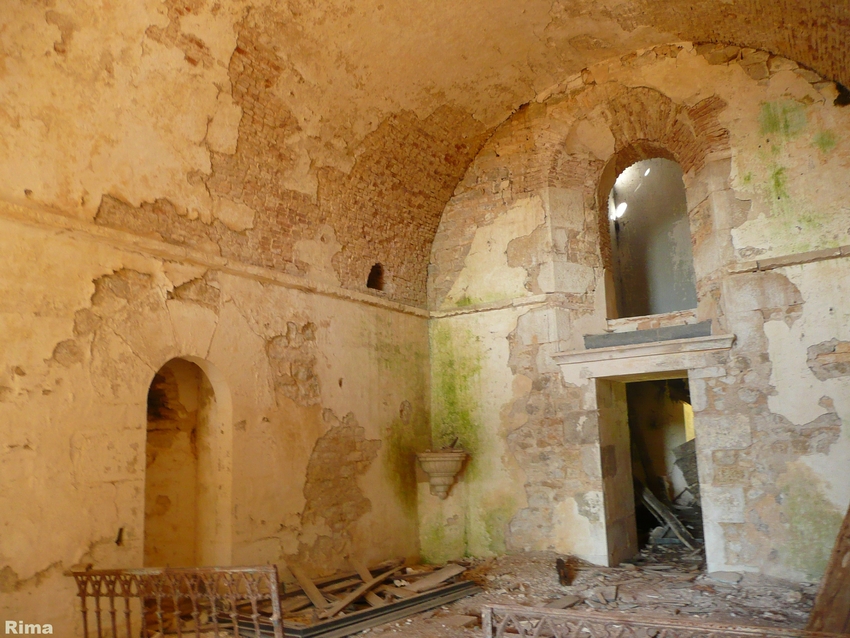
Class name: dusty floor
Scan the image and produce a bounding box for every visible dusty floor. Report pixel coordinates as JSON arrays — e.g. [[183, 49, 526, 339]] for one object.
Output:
[[363, 547, 818, 637]]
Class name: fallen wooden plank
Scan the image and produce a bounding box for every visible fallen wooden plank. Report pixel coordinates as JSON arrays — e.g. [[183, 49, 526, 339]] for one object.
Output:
[[349, 558, 386, 608], [282, 559, 404, 599], [363, 592, 385, 608], [319, 565, 404, 619], [280, 594, 312, 613], [320, 578, 363, 595], [808, 500, 850, 634], [402, 564, 465, 593], [236, 581, 482, 638], [377, 585, 418, 599], [287, 563, 331, 610], [349, 558, 373, 583], [639, 485, 696, 550]]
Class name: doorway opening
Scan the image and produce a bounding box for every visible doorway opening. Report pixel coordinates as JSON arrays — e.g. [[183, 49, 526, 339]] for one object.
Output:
[[597, 375, 702, 567], [626, 378, 702, 551], [144, 358, 231, 567], [605, 158, 698, 318]]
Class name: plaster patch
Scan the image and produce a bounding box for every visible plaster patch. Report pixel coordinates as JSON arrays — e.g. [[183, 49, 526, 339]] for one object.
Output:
[[571, 118, 615, 161], [764, 319, 828, 426], [539, 257, 596, 294], [444, 196, 545, 307], [212, 197, 255, 232], [546, 188, 586, 232], [550, 495, 603, 559], [206, 92, 243, 155], [293, 224, 342, 287], [702, 485, 745, 523]]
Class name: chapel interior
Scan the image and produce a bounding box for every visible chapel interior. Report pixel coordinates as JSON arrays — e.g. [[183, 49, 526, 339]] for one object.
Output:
[[1, 0, 850, 633]]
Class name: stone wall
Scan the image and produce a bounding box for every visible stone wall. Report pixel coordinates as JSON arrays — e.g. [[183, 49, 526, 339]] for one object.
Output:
[[0, 201, 430, 630], [5, 1, 850, 310], [424, 42, 850, 581]]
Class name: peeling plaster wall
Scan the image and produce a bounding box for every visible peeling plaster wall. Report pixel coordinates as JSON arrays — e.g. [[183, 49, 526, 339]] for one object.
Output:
[[425, 43, 850, 581], [0, 202, 429, 628], [4, 1, 850, 309]]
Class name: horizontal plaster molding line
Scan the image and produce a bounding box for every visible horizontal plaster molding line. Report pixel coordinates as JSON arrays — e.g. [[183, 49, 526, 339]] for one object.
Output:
[[430, 292, 597, 318], [552, 334, 736, 366], [430, 294, 551, 318], [728, 245, 850, 274], [0, 199, 429, 319]]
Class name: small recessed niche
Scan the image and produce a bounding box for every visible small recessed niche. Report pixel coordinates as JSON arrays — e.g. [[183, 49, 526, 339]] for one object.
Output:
[[366, 263, 385, 291]]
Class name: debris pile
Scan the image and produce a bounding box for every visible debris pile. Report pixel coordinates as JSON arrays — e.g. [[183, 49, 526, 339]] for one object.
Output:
[[266, 559, 479, 636], [357, 550, 816, 637]]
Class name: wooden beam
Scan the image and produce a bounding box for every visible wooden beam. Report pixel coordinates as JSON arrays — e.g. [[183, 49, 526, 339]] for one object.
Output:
[[286, 563, 331, 610], [350, 557, 386, 608], [639, 484, 696, 550], [807, 501, 850, 634], [319, 565, 405, 618], [402, 564, 465, 593]]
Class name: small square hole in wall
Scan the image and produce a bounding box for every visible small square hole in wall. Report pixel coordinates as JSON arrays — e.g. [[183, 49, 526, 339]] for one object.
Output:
[[367, 263, 384, 291]]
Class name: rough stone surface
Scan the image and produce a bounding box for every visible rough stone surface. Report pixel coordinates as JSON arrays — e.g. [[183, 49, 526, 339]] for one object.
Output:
[[424, 44, 850, 582], [0, 208, 429, 629], [3, 0, 850, 627]]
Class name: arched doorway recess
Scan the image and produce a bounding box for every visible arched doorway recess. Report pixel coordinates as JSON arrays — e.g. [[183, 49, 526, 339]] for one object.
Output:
[[143, 357, 232, 567]]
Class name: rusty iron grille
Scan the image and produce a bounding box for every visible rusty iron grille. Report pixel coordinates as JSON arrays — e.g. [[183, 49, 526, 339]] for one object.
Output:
[[482, 605, 846, 638], [70, 565, 283, 638]]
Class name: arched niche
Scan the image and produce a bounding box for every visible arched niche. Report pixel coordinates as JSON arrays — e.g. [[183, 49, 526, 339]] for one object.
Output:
[[600, 156, 698, 318], [143, 356, 233, 567]]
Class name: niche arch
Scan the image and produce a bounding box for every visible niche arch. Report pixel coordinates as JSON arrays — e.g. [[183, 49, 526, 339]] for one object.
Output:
[[143, 355, 233, 567], [582, 87, 733, 322], [599, 155, 698, 318]]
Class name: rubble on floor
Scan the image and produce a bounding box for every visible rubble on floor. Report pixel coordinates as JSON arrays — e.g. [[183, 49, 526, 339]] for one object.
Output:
[[267, 559, 480, 637], [350, 550, 817, 638]]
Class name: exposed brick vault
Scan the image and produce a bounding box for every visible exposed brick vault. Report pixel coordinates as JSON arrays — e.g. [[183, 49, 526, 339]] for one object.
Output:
[[2, 0, 850, 630], [429, 64, 733, 309], [71, 0, 846, 310]]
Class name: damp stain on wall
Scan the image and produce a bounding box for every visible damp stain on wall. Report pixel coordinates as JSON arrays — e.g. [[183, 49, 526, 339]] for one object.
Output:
[[429, 322, 482, 454], [778, 465, 843, 579]]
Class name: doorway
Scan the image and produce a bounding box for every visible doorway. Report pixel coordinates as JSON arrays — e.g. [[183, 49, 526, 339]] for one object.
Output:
[[626, 379, 702, 550], [597, 375, 702, 566], [143, 358, 232, 566]]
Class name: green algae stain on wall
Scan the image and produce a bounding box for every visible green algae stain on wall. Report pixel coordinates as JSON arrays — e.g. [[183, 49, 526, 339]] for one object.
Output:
[[420, 522, 447, 563], [383, 404, 431, 517], [813, 130, 837, 154], [421, 519, 467, 564], [481, 501, 516, 554], [741, 99, 832, 253], [430, 321, 482, 454], [759, 101, 807, 139], [768, 166, 789, 202], [779, 467, 843, 579]]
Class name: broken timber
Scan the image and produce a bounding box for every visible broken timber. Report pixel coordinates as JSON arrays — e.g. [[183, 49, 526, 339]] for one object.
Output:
[[318, 565, 404, 618], [243, 560, 480, 638], [639, 483, 697, 549], [240, 580, 480, 638]]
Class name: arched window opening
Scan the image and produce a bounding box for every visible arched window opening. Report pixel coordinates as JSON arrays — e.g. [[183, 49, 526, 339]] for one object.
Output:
[[366, 263, 385, 291], [144, 358, 227, 567], [607, 158, 697, 318]]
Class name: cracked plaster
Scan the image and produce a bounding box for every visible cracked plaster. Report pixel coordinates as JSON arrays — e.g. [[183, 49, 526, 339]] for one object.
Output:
[[423, 45, 850, 579]]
